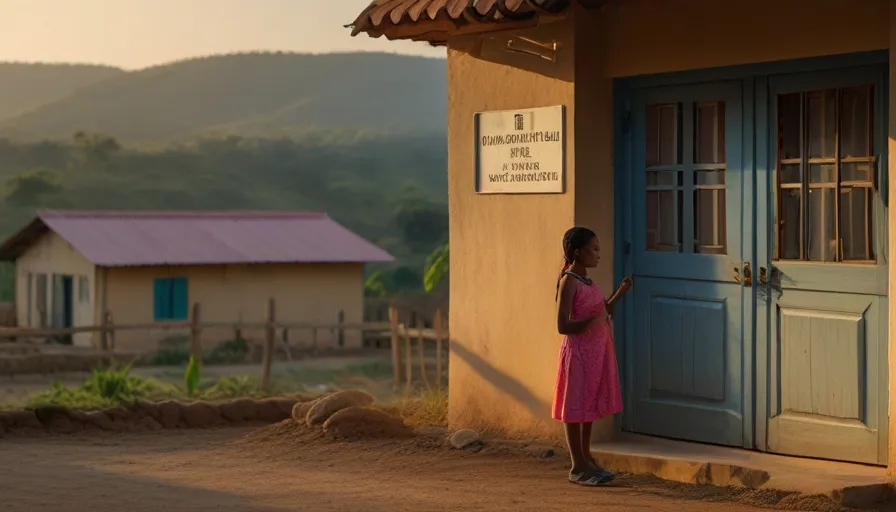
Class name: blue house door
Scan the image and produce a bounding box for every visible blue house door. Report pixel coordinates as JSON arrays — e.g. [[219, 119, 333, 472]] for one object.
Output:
[[622, 60, 888, 465], [756, 67, 889, 465], [625, 81, 753, 448]]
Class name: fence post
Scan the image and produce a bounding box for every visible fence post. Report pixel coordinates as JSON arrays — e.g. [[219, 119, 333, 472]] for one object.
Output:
[[107, 311, 116, 353], [99, 310, 109, 353], [337, 309, 345, 347], [434, 308, 443, 392], [103, 311, 115, 364], [403, 323, 412, 394], [261, 297, 276, 393], [389, 305, 401, 387], [190, 302, 202, 360], [416, 317, 430, 390]]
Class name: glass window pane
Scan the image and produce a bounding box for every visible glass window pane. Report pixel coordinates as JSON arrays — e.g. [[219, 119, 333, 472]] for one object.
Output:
[[695, 170, 725, 186], [780, 164, 801, 184], [779, 94, 801, 160], [809, 164, 835, 183], [780, 188, 801, 260], [807, 188, 836, 262], [840, 187, 873, 261], [695, 102, 725, 164], [646, 190, 682, 252], [694, 189, 727, 254], [646, 104, 679, 167], [841, 161, 873, 183], [807, 90, 837, 159], [840, 86, 872, 158], [647, 171, 681, 187]]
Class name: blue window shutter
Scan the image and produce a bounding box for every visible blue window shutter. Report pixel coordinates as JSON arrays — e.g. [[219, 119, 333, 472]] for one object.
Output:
[[171, 278, 188, 320], [153, 279, 170, 321]]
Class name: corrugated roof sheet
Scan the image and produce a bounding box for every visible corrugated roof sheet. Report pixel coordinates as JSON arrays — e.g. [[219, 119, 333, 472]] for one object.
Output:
[[0, 210, 395, 267], [350, 0, 574, 45]]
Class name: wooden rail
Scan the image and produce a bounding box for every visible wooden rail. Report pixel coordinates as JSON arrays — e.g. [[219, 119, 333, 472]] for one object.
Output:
[[0, 300, 448, 392]]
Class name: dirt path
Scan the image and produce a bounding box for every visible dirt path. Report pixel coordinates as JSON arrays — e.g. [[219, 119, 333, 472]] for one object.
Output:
[[0, 424, 844, 512]]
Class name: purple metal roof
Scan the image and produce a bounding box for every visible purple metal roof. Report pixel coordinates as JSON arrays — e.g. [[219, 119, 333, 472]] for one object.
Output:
[[0, 210, 394, 267]]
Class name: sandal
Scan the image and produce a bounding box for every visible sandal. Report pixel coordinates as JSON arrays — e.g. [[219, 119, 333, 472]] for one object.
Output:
[[569, 470, 614, 487]]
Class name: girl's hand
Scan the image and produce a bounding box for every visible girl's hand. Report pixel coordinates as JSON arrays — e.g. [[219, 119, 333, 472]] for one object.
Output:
[[617, 276, 633, 295]]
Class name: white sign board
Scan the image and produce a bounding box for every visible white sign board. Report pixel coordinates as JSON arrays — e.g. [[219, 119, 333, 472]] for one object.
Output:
[[474, 105, 565, 194]]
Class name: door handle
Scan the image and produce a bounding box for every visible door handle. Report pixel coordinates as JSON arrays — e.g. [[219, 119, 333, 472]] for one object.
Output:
[[742, 262, 752, 287]]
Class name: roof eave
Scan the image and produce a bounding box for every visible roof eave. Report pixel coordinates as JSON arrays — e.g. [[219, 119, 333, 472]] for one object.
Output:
[[349, 0, 577, 45], [0, 217, 51, 262]]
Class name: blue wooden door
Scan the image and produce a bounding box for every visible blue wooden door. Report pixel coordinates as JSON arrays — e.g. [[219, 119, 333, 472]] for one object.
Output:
[[756, 66, 888, 465], [624, 81, 753, 448]]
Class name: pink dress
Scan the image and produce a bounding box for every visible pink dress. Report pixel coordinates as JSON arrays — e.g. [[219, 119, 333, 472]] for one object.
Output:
[[552, 274, 623, 423]]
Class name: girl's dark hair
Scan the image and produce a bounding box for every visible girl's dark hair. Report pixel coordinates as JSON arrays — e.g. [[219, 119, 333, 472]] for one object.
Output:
[[555, 226, 597, 300]]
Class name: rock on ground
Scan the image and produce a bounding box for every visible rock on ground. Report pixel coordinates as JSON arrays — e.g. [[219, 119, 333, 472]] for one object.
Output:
[[220, 399, 261, 423], [291, 399, 318, 422], [306, 390, 374, 427], [322, 406, 414, 440], [449, 429, 483, 451]]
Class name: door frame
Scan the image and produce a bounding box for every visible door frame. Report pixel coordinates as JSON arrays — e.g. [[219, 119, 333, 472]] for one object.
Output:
[[613, 50, 889, 452]]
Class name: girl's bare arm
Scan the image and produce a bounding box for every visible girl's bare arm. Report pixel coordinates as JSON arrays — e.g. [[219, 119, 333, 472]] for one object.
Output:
[[557, 275, 600, 334]]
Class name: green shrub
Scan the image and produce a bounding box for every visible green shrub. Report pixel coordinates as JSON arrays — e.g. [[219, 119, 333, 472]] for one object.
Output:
[[203, 375, 262, 399], [147, 346, 191, 366], [184, 355, 201, 396], [204, 337, 250, 364], [26, 366, 181, 409]]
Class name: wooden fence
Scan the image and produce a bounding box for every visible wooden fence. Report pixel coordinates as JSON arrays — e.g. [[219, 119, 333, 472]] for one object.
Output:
[[0, 300, 448, 392]]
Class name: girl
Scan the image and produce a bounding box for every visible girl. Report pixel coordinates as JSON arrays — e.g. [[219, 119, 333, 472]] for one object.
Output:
[[553, 226, 632, 487]]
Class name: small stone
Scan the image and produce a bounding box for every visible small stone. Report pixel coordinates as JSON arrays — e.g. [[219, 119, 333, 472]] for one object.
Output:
[[449, 429, 482, 450], [156, 401, 182, 429], [181, 401, 222, 428], [306, 390, 374, 427], [7, 410, 41, 429], [291, 399, 318, 423], [220, 398, 260, 423], [541, 449, 556, 458], [82, 411, 115, 431]]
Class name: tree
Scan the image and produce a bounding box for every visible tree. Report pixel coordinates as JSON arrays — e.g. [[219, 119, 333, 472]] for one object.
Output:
[[4, 169, 62, 205], [423, 243, 449, 292], [364, 270, 389, 298], [392, 201, 448, 252], [72, 131, 120, 170]]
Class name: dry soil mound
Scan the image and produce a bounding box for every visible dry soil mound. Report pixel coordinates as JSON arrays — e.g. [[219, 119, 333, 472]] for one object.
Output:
[[322, 406, 414, 440]]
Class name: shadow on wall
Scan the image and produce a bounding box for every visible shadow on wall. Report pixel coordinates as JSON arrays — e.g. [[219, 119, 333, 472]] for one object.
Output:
[[451, 341, 552, 423]]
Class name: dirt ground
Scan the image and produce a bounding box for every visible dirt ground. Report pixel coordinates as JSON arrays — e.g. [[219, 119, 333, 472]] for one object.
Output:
[[0, 423, 851, 512]]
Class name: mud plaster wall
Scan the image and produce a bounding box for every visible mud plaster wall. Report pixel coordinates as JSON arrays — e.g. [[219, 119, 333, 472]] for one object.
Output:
[[447, 17, 587, 439]]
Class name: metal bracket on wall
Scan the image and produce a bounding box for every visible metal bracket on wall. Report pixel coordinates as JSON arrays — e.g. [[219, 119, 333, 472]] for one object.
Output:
[[505, 35, 558, 62]]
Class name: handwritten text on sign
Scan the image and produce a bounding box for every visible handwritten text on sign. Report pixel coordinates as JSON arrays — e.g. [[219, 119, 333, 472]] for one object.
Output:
[[474, 105, 565, 194]]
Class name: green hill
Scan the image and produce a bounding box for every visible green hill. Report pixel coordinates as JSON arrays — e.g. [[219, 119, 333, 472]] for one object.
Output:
[[0, 53, 447, 143], [0, 63, 124, 122]]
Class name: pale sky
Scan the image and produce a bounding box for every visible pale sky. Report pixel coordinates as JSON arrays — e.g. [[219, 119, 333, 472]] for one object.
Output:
[[0, 0, 445, 69]]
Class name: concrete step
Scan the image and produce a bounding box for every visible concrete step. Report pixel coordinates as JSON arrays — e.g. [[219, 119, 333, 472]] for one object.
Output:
[[591, 433, 892, 510]]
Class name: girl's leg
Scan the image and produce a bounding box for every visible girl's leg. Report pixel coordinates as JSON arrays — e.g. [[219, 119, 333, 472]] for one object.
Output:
[[580, 422, 606, 471], [564, 422, 589, 475]]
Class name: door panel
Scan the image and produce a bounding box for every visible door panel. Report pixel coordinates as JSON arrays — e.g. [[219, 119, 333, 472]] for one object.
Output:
[[760, 67, 888, 465], [627, 81, 750, 448], [632, 277, 744, 446]]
